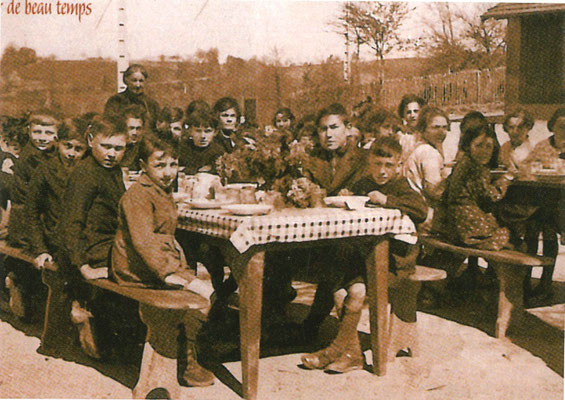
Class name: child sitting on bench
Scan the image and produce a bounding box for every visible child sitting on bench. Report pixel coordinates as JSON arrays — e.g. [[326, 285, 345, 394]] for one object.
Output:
[[111, 132, 215, 387], [301, 136, 428, 373]]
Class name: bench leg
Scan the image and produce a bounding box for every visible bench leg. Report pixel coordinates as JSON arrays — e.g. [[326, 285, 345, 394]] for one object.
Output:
[[491, 263, 527, 338], [133, 304, 185, 400], [388, 313, 419, 361], [40, 270, 73, 351], [388, 279, 421, 361]]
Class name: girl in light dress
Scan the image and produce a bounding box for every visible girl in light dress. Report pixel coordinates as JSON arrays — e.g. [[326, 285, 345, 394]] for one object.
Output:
[[404, 106, 450, 230]]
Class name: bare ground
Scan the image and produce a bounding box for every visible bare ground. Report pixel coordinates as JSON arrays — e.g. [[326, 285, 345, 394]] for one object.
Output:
[[0, 247, 563, 400]]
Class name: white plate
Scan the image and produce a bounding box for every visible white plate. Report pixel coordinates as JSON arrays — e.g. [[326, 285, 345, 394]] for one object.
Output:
[[188, 199, 233, 209], [172, 192, 191, 203], [323, 196, 370, 209], [536, 170, 563, 176], [221, 204, 272, 216]]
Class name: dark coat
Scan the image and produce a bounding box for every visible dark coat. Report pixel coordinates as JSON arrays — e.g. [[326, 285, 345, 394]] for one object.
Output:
[[26, 154, 73, 256], [178, 141, 224, 175], [120, 142, 141, 171], [352, 176, 428, 225], [8, 143, 55, 246], [302, 142, 367, 196], [59, 156, 125, 269], [10, 143, 55, 205]]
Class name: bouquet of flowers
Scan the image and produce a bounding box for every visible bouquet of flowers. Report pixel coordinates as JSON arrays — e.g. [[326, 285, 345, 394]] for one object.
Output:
[[285, 177, 323, 208], [215, 134, 288, 188]]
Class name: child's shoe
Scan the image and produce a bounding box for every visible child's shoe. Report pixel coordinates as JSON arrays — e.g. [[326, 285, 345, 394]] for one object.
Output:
[[180, 355, 215, 387], [324, 349, 364, 374], [70, 300, 100, 359], [301, 345, 341, 370], [5, 272, 25, 318]]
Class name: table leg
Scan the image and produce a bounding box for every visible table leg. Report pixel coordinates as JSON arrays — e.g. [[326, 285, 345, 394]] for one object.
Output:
[[365, 237, 389, 376], [229, 250, 265, 400]]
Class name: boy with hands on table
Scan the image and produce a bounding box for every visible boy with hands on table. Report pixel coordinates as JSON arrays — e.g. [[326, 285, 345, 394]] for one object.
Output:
[[301, 136, 427, 374]]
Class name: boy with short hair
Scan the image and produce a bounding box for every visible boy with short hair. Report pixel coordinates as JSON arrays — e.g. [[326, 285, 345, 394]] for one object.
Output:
[[301, 136, 427, 373], [8, 109, 60, 246], [60, 118, 127, 276], [119, 105, 146, 171], [111, 132, 215, 387], [21, 118, 88, 342], [27, 118, 88, 268], [179, 110, 224, 174], [59, 118, 136, 359]]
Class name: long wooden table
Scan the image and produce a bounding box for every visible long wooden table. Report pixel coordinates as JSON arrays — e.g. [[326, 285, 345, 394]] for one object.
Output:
[[177, 206, 416, 400]]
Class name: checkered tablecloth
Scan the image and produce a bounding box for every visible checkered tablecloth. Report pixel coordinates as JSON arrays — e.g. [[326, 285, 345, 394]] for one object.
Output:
[[177, 206, 416, 253]]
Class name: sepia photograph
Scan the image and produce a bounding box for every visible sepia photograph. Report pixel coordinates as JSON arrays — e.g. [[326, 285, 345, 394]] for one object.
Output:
[[0, 1, 563, 399]]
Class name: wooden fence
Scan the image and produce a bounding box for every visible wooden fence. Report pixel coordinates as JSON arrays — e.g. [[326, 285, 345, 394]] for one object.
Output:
[[361, 67, 506, 109]]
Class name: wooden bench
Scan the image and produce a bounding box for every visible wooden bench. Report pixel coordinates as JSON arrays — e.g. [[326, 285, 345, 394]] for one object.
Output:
[[0, 240, 208, 399], [419, 235, 555, 338], [388, 265, 447, 361]]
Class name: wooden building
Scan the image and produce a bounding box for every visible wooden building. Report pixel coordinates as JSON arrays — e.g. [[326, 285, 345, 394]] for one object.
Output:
[[482, 3, 565, 118]]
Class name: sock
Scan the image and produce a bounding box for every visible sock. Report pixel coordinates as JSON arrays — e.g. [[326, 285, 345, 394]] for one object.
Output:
[[331, 308, 361, 353]]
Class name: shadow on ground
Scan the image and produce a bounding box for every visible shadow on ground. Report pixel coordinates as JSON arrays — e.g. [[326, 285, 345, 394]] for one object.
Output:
[[420, 279, 564, 376], [0, 296, 142, 389]]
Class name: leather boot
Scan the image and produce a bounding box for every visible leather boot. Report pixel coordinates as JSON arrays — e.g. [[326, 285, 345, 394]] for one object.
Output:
[[180, 346, 214, 387], [301, 345, 341, 370], [324, 347, 364, 373]]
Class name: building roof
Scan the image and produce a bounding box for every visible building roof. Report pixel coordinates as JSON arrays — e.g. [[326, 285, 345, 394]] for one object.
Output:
[[482, 3, 565, 20]]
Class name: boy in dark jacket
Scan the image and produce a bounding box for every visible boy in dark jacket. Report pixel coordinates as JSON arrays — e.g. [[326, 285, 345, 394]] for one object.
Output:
[[3, 110, 59, 319], [24, 118, 87, 346], [119, 104, 146, 171], [27, 118, 88, 268], [302, 136, 427, 374], [178, 111, 224, 175], [8, 110, 60, 246], [59, 118, 142, 359]]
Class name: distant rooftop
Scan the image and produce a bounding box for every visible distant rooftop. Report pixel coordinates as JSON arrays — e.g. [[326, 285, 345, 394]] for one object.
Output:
[[481, 3, 565, 20]]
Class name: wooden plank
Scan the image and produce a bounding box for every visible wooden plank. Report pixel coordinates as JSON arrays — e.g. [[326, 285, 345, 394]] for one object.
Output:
[[87, 279, 208, 311], [0, 241, 36, 265], [420, 236, 554, 267]]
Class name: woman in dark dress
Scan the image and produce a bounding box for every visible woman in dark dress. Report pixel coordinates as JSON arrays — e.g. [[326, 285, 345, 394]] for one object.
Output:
[[103, 64, 160, 128]]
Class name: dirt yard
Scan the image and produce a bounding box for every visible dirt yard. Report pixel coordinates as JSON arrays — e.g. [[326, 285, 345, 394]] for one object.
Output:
[[0, 246, 563, 400]]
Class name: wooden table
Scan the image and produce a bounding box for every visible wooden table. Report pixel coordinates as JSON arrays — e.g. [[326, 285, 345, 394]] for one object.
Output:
[[177, 207, 416, 400]]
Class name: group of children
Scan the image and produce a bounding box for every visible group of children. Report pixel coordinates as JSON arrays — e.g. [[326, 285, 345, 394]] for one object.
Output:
[[0, 62, 562, 386]]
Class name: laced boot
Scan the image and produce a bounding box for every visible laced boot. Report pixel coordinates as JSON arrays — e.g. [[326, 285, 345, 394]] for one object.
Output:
[[180, 345, 215, 387], [301, 343, 342, 370], [324, 309, 364, 374]]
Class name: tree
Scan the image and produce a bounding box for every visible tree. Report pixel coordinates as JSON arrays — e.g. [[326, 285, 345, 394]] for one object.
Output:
[[1, 45, 37, 77], [422, 3, 506, 72], [330, 2, 411, 60], [330, 2, 367, 58], [359, 2, 412, 61]]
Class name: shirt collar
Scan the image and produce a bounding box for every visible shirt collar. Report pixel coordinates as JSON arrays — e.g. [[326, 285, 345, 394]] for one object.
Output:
[[138, 172, 173, 198]]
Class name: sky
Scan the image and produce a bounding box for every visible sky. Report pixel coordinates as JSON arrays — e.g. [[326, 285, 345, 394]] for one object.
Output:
[[0, 0, 490, 63]]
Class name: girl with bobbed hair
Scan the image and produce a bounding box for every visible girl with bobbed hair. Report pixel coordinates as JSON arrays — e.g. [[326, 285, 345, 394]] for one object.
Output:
[[444, 123, 511, 250], [104, 64, 160, 127], [272, 107, 295, 131]]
